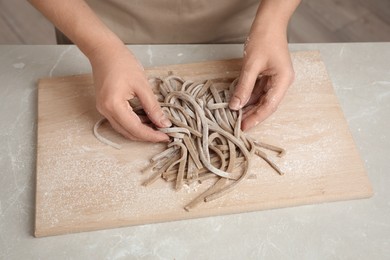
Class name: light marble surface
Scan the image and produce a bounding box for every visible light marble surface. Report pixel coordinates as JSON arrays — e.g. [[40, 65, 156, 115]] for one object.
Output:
[[0, 43, 389, 259]]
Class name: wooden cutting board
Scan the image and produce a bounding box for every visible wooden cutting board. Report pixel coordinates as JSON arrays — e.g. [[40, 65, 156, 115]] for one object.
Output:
[[35, 51, 373, 237]]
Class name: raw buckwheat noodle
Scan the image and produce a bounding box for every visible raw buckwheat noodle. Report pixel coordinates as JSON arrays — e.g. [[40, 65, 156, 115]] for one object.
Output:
[[93, 75, 285, 211]]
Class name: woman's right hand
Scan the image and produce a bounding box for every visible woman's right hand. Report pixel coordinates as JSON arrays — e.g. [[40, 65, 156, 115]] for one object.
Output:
[[89, 44, 171, 142], [28, 0, 171, 143]]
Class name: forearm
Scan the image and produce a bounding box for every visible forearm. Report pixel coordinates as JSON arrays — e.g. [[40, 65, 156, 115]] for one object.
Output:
[[28, 0, 124, 60], [252, 0, 301, 34]]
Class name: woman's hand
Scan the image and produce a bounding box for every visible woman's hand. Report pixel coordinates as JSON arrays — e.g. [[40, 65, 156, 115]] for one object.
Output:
[[28, 0, 171, 142], [89, 44, 171, 142], [230, 29, 294, 130], [229, 0, 300, 131]]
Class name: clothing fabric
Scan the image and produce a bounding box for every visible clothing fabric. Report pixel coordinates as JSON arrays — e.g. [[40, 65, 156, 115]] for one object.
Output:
[[81, 0, 260, 44]]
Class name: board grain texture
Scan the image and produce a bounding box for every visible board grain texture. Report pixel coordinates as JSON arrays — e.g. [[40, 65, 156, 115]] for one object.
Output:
[[35, 51, 373, 237]]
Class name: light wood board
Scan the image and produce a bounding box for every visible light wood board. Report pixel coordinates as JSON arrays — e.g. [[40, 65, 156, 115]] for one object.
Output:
[[35, 51, 373, 237]]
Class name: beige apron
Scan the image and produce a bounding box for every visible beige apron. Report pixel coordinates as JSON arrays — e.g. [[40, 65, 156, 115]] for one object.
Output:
[[81, 0, 260, 44]]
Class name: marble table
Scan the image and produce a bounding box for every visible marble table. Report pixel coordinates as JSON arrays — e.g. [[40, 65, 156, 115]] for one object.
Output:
[[0, 43, 389, 259]]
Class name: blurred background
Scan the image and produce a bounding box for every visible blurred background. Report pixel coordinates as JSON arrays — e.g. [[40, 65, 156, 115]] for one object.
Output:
[[1, 0, 389, 44]]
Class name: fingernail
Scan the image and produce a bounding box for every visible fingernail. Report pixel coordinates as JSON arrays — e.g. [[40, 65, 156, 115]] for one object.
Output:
[[229, 96, 241, 110], [160, 116, 172, 128]]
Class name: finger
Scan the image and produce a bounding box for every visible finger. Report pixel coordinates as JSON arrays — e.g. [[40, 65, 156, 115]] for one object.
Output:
[[138, 115, 152, 124], [241, 72, 293, 131], [229, 59, 264, 110], [241, 91, 281, 131], [135, 80, 172, 128], [242, 104, 256, 115], [245, 76, 269, 106], [105, 115, 139, 141], [111, 101, 170, 142]]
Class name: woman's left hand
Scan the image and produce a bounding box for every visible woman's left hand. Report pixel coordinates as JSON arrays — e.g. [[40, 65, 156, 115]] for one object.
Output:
[[229, 17, 295, 131]]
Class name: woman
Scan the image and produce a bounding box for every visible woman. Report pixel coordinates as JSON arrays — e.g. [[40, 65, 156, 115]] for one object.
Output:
[[29, 0, 301, 142]]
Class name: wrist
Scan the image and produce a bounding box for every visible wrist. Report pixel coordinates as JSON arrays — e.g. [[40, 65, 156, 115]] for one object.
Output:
[[247, 22, 288, 51], [251, 13, 288, 38], [86, 36, 127, 66], [251, 0, 300, 36]]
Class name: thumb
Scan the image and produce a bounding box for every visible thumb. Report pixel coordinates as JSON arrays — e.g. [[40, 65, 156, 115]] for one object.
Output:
[[136, 81, 172, 128], [229, 60, 262, 110]]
